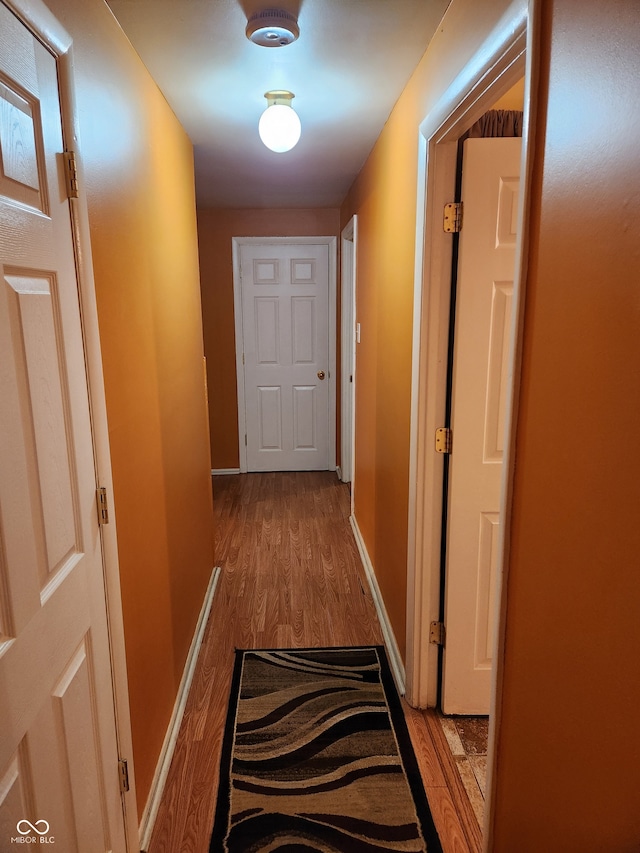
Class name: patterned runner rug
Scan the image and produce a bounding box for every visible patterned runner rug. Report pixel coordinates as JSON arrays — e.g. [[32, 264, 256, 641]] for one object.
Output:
[[209, 646, 443, 852]]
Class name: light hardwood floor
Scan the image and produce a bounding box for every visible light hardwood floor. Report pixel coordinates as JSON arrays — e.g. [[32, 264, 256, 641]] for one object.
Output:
[[145, 471, 480, 853]]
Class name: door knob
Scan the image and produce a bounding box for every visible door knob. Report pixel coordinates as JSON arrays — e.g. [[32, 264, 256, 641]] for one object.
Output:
[[317, 370, 326, 380]]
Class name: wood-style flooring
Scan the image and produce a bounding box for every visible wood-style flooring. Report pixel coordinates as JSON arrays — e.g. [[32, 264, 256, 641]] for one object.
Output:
[[145, 471, 481, 853]]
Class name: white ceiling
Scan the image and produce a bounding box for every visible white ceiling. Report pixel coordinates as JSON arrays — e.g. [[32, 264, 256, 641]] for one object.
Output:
[[106, 0, 451, 209]]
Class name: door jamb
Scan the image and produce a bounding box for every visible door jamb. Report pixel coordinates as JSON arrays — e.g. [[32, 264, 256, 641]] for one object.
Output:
[[3, 0, 139, 849], [232, 236, 337, 474], [340, 216, 357, 498]]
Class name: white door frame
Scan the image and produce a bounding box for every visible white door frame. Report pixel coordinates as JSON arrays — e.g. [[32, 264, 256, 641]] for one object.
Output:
[[232, 236, 337, 474], [340, 216, 357, 495], [3, 1, 139, 848], [405, 0, 534, 704]]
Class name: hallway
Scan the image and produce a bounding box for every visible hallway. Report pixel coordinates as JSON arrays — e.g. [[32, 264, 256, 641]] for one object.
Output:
[[146, 472, 481, 852]]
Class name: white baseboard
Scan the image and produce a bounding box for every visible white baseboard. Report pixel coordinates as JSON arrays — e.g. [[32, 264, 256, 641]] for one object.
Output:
[[212, 468, 241, 475], [349, 515, 406, 695], [139, 566, 221, 852], [335, 465, 343, 481]]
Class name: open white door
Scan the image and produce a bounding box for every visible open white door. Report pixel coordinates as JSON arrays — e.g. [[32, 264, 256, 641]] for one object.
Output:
[[0, 4, 128, 849], [442, 137, 522, 715], [236, 239, 334, 472]]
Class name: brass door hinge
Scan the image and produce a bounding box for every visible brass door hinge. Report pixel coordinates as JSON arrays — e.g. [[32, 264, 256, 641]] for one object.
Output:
[[430, 621, 446, 646], [118, 758, 130, 794], [63, 150, 79, 199], [435, 427, 452, 454], [97, 487, 109, 525], [443, 202, 463, 233]]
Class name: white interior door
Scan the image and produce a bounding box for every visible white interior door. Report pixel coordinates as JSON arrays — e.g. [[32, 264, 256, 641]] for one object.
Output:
[[238, 241, 331, 472], [442, 137, 521, 715], [0, 5, 127, 850]]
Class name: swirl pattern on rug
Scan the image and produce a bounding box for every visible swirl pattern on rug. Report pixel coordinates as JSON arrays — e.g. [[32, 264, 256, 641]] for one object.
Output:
[[210, 647, 442, 852]]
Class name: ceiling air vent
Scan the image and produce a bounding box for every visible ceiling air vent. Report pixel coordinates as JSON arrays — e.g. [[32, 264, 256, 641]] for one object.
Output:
[[245, 9, 300, 47]]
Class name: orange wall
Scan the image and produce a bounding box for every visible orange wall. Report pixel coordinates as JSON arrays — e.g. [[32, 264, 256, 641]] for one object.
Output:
[[342, 0, 640, 844], [46, 0, 215, 815], [491, 0, 640, 847], [198, 208, 340, 470], [340, 0, 517, 659]]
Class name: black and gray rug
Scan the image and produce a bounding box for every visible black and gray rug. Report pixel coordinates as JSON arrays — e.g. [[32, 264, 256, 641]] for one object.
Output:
[[210, 646, 443, 852]]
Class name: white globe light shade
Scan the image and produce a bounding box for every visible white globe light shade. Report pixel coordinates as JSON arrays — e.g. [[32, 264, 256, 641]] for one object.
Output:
[[258, 103, 301, 153]]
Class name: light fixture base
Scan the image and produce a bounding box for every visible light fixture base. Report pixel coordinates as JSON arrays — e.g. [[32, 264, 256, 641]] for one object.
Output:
[[246, 9, 300, 47], [264, 89, 295, 106]]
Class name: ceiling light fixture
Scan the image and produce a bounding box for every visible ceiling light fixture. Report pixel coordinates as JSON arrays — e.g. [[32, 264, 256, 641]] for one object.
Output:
[[259, 90, 301, 153], [245, 9, 299, 47]]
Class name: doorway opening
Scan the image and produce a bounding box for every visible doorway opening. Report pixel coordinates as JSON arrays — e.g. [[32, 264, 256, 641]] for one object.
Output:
[[437, 82, 525, 828], [406, 2, 537, 843], [441, 112, 524, 715]]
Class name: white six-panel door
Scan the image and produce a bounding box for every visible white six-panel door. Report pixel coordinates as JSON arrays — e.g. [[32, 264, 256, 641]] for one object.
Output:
[[0, 4, 127, 850], [442, 137, 522, 715], [237, 241, 332, 472]]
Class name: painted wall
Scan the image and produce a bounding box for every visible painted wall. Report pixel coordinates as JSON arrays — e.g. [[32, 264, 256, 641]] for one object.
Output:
[[491, 0, 640, 847], [340, 0, 518, 659], [342, 0, 640, 844], [46, 0, 215, 816], [492, 77, 525, 110], [198, 208, 340, 470]]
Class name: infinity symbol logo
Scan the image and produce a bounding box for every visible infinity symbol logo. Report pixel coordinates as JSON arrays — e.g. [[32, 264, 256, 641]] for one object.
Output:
[[16, 819, 50, 835]]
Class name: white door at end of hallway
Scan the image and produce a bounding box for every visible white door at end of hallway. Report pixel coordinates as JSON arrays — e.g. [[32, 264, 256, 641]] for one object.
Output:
[[239, 242, 331, 472], [0, 4, 127, 851], [442, 136, 522, 715]]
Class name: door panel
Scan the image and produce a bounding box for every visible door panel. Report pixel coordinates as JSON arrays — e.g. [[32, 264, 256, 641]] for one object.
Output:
[[4, 272, 79, 585], [484, 281, 513, 460], [291, 296, 315, 363], [293, 385, 316, 449], [0, 4, 126, 849], [258, 386, 282, 450], [240, 242, 330, 471], [255, 297, 279, 363], [442, 137, 521, 715]]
